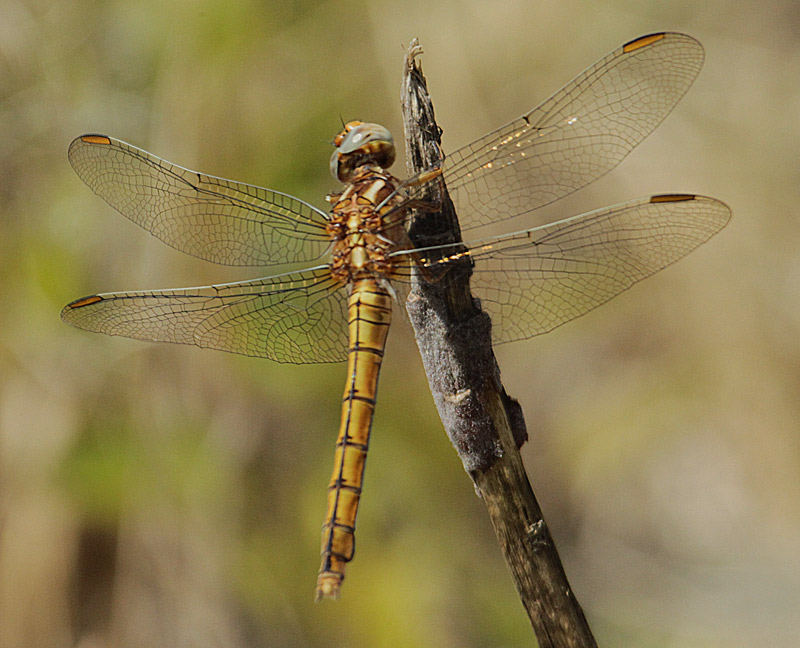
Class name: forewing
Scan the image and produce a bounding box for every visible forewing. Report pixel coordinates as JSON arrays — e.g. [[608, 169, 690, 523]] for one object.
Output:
[[68, 135, 332, 266], [61, 266, 349, 364], [407, 195, 730, 344], [442, 33, 705, 230]]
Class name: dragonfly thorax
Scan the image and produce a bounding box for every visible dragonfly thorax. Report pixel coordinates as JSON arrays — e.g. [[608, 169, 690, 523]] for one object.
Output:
[[327, 166, 407, 285], [330, 121, 396, 182]]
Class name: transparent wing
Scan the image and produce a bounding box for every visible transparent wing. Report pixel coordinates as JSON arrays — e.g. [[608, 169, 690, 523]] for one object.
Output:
[[61, 266, 349, 364], [68, 135, 332, 266], [441, 32, 705, 230], [392, 195, 731, 344]]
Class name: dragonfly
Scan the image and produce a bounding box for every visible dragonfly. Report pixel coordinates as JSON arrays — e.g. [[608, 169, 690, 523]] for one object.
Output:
[[62, 32, 730, 601]]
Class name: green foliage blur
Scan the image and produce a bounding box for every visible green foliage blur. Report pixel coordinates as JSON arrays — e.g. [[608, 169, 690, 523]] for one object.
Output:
[[2, 0, 799, 646]]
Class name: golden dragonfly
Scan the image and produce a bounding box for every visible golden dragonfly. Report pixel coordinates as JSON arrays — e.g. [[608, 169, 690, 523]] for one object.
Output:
[[62, 32, 730, 600]]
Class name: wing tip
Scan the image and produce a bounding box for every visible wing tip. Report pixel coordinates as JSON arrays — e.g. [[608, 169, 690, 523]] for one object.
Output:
[[650, 193, 733, 228], [68, 134, 113, 160], [62, 294, 104, 323]]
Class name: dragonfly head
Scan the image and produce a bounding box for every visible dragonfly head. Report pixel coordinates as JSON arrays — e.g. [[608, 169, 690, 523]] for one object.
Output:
[[330, 121, 396, 182]]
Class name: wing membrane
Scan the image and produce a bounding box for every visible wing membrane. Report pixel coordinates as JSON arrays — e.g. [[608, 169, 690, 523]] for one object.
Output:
[[441, 32, 705, 230], [394, 195, 730, 344], [68, 135, 332, 266], [61, 266, 349, 363]]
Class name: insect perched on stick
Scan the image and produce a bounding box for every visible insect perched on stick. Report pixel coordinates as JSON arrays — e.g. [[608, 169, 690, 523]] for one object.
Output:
[[63, 32, 730, 600]]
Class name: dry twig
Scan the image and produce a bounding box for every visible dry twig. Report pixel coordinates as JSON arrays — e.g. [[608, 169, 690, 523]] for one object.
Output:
[[400, 39, 597, 648]]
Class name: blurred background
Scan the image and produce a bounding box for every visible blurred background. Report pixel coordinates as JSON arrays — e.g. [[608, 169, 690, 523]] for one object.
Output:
[[1, 0, 799, 646]]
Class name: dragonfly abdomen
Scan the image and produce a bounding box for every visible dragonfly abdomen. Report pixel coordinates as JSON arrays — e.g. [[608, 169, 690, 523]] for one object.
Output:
[[315, 278, 392, 601]]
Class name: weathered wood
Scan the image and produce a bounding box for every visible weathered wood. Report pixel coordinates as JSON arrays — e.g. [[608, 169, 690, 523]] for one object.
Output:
[[400, 40, 598, 648]]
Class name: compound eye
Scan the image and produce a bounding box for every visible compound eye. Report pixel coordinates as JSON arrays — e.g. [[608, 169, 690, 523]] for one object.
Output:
[[336, 123, 393, 155], [330, 122, 395, 181]]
